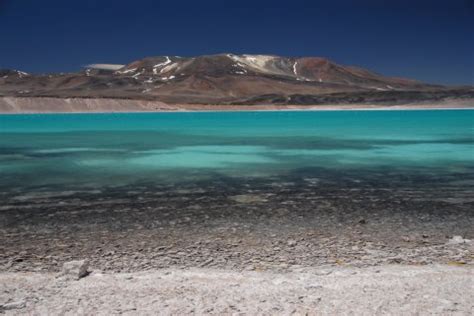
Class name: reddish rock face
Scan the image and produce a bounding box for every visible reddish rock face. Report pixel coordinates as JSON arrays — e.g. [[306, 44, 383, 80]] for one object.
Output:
[[0, 54, 466, 105]]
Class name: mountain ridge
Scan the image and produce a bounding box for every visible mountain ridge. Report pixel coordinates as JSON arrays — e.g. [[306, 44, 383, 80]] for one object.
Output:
[[1, 54, 472, 105]]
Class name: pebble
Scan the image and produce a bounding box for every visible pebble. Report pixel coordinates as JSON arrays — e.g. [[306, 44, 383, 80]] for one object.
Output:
[[2, 179, 473, 273], [1, 300, 26, 310], [447, 236, 471, 245], [229, 194, 268, 203]]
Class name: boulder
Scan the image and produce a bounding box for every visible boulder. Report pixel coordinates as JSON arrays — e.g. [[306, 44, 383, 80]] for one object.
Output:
[[61, 260, 89, 280]]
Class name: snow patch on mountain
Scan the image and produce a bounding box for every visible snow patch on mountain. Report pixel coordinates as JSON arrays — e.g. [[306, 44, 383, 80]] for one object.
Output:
[[132, 70, 144, 79], [116, 68, 137, 75], [153, 57, 172, 74], [161, 75, 176, 81], [227, 54, 279, 75], [17, 71, 29, 78], [293, 61, 298, 76], [160, 63, 178, 74]]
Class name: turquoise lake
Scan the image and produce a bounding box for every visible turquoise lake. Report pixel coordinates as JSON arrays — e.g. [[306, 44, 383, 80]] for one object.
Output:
[[0, 110, 473, 190]]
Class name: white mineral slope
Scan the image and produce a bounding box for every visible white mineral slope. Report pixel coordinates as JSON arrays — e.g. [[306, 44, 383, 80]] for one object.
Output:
[[0, 97, 179, 113], [0, 96, 473, 113], [1, 265, 473, 315]]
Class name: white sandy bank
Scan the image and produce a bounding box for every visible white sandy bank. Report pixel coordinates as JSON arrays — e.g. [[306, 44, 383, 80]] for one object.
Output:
[[1, 265, 473, 315], [0, 96, 473, 113]]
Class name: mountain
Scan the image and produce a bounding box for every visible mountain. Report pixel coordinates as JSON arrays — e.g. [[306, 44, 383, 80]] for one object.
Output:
[[0, 54, 472, 105]]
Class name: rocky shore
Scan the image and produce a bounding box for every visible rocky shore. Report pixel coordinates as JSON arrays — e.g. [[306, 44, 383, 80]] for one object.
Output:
[[1, 170, 473, 273], [1, 169, 473, 314]]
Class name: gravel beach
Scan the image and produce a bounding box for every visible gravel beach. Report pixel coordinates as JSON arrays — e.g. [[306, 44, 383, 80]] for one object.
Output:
[[1, 170, 473, 273]]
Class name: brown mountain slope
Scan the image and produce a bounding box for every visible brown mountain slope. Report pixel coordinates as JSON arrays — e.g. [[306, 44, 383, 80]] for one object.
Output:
[[0, 54, 472, 105]]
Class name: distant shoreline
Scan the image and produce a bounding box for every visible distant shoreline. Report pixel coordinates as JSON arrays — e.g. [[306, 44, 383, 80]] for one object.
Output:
[[0, 96, 472, 114], [1, 107, 473, 115]]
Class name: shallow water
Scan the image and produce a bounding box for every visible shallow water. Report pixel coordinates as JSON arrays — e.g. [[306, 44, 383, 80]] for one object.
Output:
[[0, 110, 473, 190], [1, 110, 474, 272]]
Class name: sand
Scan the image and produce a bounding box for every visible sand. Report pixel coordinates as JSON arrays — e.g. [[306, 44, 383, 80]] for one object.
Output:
[[1, 265, 473, 315]]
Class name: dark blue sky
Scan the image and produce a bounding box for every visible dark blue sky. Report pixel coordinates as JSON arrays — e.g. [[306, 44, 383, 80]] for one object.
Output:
[[0, 0, 472, 85]]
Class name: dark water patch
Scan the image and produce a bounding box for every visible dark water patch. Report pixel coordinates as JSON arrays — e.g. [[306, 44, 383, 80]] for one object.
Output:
[[1, 163, 474, 194], [2, 130, 473, 152]]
